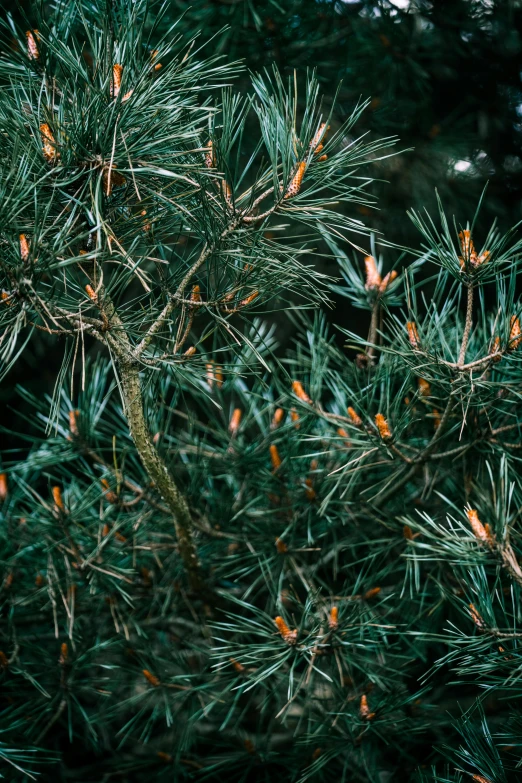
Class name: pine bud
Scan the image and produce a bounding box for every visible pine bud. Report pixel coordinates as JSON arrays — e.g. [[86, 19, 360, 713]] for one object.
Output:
[[35, 573, 44, 586], [157, 752, 172, 763], [275, 537, 288, 554], [406, 321, 420, 349], [26, 30, 40, 60], [469, 603, 485, 630], [59, 642, 68, 664], [272, 407, 285, 429], [229, 657, 245, 673], [472, 776, 493, 783], [432, 408, 441, 430], [183, 346, 196, 357], [290, 409, 300, 428], [190, 285, 202, 305], [143, 669, 160, 686], [347, 406, 362, 427], [375, 413, 392, 440], [0, 473, 7, 502], [111, 64, 123, 98], [509, 316, 522, 351], [312, 747, 322, 760], [239, 291, 259, 308], [359, 694, 374, 720], [403, 524, 414, 540], [274, 616, 298, 644], [304, 477, 316, 501], [52, 486, 65, 512], [285, 162, 307, 198], [40, 123, 59, 163], [270, 444, 282, 471], [0, 650, 8, 669], [19, 234, 29, 262], [418, 378, 431, 397], [364, 256, 381, 290], [310, 123, 328, 152], [337, 427, 350, 441], [68, 409, 79, 437], [204, 140, 215, 168], [292, 380, 312, 404], [379, 270, 397, 293], [491, 336, 502, 362], [328, 606, 339, 630], [466, 509, 492, 544], [229, 408, 242, 434], [317, 154, 328, 161], [364, 587, 381, 600], [101, 478, 118, 504]]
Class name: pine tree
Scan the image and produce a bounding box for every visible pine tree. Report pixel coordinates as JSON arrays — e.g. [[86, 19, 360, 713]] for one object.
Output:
[[1, 1, 522, 782]]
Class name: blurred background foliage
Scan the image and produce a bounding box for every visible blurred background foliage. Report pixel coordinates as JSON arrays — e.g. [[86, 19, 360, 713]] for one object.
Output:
[[3, 0, 522, 428]]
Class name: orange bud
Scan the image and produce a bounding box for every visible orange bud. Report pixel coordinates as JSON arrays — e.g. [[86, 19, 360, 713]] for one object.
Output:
[[312, 747, 322, 760], [290, 409, 300, 428], [157, 752, 172, 763], [0, 473, 7, 502], [304, 477, 316, 501], [59, 642, 68, 663], [292, 380, 312, 404], [347, 407, 362, 427], [275, 537, 288, 554], [19, 234, 29, 262], [375, 413, 391, 440], [244, 739, 255, 754], [406, 321, 420, 349], [310, 123, 328, 152], [52, 486, 65, 512], [285, 161, 307, 198], [328, 606, 339, 630], [190, 285, 202, 305], [111, 64, 123, 98], [491, 336, 502, 362], [143, 669, 160, 687], [85, 284, 97, 301], [205, 140, 215, 168], [418, 378, 431, 397], [229, 408, 242, 434], [432, 408, 441, 430], [101, 478, 118, 504], [270, 444, 282, 471], [379, 269, 397, 293], [274, 616, 298, 644], [272, 407, 285, 428], [35, 573, 44, 587], [403, 524, 413, 540], [364, 256, 381, 290], [230, 657, 245, 673], [184, 345, 196, 357], [317, 154, 328, 162], [68, 409, 79, 436], [466, 509, 492, 544], [26, 30, 40, 60], [364, 587, 381, 600], [469, 603, 485, 630], [239, 291, 259, 308], [0, 650, 8, 668], [472, 776, 493, 783], [359, 694, 374, 720], [40, 123, 59, 163]]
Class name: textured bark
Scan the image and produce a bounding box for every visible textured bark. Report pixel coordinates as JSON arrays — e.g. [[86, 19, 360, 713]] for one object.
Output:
[[118, 359, 202, 592]]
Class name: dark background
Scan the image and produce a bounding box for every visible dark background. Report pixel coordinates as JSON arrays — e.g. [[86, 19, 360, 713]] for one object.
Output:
[[3, 0, 522, 442]]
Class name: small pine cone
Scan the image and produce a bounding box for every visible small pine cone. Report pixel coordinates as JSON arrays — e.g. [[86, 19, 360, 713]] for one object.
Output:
[[274, 616, 298, 644], [26, 30, 40, 60], [359, 694, 374, 720], [85, 284, 97, 301], [328, 606, 338, 630], [379, 270, 397, 293], [111, 64, 123, 98], [68, 409, 79, 437], [310, 123, 328, 152], [364, 255, 381, 291], [406, 321, 420, 349], [190, 284, 202, 305], [491, 336, 502, 362], [472, 776, 493, 783], [285, 162, 307, 199], [292, 380, 312, 404], [239, 291, 259, 308], [269, 443, 282, 471], [347, 406, 362, 427], [19, 234, 29, 262], [458, 229, 478, 267], [375, 413, 392, 440], [229, 408, 242, 434], [304, 478, 316, 501], [40, 123, 59, 163], [509, 316, 522, 351]]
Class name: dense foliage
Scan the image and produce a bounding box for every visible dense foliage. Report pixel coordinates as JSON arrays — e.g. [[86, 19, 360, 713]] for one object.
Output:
[[1, 1, 522, 782]]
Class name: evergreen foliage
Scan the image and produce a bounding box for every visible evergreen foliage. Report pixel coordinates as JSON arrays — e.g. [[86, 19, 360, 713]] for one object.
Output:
[[1, 1, 522, 781]]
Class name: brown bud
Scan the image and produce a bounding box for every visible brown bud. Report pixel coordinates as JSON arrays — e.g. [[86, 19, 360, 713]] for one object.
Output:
[[143, 669, 160, 687], [26, 30, 40, 60], [270, 444, 282, 472], [0, 473, 7, 502], [364, 255, 381, 290], [275, 537, 288, 554]]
